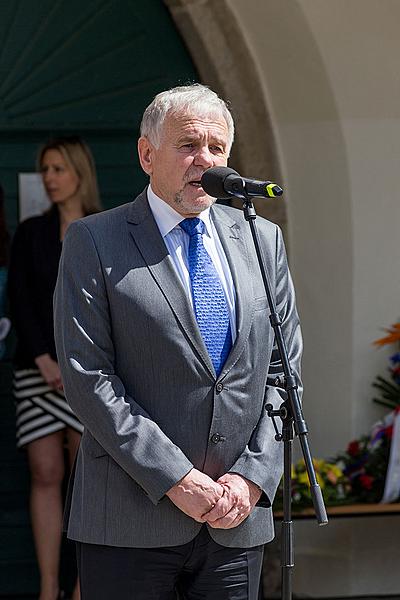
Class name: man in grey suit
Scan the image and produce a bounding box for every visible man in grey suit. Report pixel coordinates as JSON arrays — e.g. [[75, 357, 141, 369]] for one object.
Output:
[[54, 84, 302, 599]]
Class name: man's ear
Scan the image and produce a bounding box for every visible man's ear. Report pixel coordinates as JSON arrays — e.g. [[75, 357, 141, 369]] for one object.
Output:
[[138, 137, 154, 176]]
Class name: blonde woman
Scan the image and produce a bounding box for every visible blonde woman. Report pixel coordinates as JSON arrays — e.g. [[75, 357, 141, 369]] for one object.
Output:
[[8, 137, 101, 600]]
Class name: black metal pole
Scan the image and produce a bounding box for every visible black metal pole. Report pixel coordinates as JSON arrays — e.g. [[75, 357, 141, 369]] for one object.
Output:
[[281, 412, 294, 598], [240, 196, 328, 600]]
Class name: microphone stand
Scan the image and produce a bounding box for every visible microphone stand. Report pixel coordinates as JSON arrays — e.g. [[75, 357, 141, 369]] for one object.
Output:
[[236, 190, 328, 600]]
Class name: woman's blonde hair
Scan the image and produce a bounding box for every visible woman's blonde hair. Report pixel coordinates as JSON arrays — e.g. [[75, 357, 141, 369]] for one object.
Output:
[[37, 136, 101, 215]]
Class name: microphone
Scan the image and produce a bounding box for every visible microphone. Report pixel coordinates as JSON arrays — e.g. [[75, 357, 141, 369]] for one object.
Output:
[[201, 166, 283, 199]]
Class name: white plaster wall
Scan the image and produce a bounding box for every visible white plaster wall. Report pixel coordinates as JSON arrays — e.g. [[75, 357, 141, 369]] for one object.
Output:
[[228, 0, 400, 595], [296, 0, 400, 438], [228, 0, 354, 458]]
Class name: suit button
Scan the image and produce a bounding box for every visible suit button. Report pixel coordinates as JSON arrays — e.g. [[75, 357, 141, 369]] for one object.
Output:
[[211, 433, 221, 444], [216, 383, 224, 393]]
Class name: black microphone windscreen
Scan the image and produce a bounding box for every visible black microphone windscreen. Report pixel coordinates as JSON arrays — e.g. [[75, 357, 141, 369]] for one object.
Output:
[[201, 166, 239, 199]]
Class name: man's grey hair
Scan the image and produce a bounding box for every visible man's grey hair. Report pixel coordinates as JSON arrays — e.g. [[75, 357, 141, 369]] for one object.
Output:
[[140, 83, 235, 153]]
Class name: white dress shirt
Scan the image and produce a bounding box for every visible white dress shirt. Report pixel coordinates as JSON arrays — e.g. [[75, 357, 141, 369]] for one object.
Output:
[[147, 185, 237, 342]]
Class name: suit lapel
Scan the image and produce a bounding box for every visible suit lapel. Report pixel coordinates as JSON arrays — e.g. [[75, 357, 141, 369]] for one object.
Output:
[[126, 191, 215, 377], [211, 206, 256, 376]]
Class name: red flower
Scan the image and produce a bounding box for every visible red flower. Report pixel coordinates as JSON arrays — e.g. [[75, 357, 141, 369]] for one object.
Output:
[[347, 441, 360, 456], [385, 425, 394, 439], [359, 474, 374, 490]]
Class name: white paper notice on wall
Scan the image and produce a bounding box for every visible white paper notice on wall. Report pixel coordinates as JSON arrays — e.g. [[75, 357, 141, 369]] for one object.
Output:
[[381, 408, 400, 503], [18, 173, 51, 223]]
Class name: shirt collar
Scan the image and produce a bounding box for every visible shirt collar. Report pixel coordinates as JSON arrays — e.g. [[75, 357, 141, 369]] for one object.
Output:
[[147, 185, 212, 238]]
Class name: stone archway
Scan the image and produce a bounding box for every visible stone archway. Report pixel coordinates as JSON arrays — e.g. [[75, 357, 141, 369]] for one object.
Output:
[[164, 0, 287, 230]]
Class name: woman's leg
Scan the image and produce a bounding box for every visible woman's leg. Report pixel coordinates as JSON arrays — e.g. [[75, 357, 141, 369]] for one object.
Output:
[[66, 427, 82, 600], [66, 428, 81, 469], [27, 430, 65, 600]]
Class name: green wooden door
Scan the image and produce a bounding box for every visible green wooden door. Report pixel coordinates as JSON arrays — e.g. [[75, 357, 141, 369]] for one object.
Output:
[[0, 0, 198, 227], [0, 1, 197, 596]]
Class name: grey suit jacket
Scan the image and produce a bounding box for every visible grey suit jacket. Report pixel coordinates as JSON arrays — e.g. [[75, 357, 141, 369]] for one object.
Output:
[[54, 189, 302, 548]]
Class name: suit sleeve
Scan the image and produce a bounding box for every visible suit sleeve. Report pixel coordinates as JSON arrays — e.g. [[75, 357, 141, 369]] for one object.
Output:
[[228, 225, 303, 506], [54, 220, 193, 505]]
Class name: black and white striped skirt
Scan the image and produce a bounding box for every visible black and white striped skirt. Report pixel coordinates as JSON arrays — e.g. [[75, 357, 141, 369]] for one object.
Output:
[[13, 368, 84, 448]]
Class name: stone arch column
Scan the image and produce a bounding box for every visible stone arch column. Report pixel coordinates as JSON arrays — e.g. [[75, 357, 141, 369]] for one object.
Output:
[[164, 0, 287, 230]]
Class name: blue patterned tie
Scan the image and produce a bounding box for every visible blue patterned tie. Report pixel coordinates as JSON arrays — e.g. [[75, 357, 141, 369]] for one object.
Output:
[[180, 218, 232, 376]]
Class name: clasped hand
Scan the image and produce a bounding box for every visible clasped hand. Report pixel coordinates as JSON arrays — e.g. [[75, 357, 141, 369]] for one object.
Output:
[[166, 469, 262, 530]]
